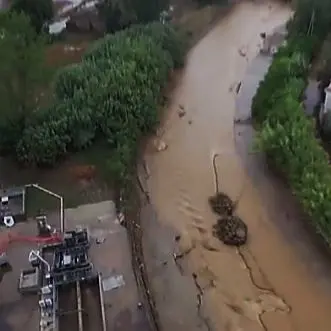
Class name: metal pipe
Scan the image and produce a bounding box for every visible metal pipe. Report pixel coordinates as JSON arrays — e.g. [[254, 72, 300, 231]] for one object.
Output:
[[60, 197, 64, 233], [25, 183, 65, 232], [53, 283, 58, 331], [29, 249, 50, 272], [98, 273, 107, 331], [76, 281, 84, 331], [22, 188, 26, 216]]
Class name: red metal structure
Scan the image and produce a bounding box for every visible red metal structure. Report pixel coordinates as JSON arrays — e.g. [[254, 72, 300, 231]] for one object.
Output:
[[0, 232, 62, 255]]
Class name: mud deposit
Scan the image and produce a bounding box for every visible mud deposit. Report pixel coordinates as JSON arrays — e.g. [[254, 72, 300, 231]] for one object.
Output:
[[140, 1, 331, 331], [209, 192, 247, 246]]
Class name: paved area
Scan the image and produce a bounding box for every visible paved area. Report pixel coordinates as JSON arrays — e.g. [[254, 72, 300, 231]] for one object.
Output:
[[304, 79, 319, 116], [64, 201, 150, 331], [235, 52, 271, 122], [0, 200, 150, 331]]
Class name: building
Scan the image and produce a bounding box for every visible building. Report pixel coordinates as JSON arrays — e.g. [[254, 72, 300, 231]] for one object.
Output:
[[0, 186, 26, 227], [36, 228, 106, 331]]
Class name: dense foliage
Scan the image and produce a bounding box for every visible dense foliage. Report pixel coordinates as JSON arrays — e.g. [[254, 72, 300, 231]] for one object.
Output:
[[97, 0, 170, 33], [252, 0, 331, 244], [0, 11, 47, 154], [16, 23, 186, 180], [195, 0, 228, 6], [11, 0, 53, 33]]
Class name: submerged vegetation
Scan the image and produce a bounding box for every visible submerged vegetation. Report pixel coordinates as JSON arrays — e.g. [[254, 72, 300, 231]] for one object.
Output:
[[252, 0, 331, 245], [209, 192, 247, 246]]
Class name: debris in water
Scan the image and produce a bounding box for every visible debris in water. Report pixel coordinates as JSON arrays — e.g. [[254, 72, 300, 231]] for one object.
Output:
[[208, 192, 234, 216], [178, 108, 186, 118], [178, 104, 186, 117], [188, 120, 192, 125], [213, 216, 247, 246], [238, 46, 247, 57], [260, 32, 266, 39], [153, 139, 168, 152], [175, 234, 181, 241], [96, 236, 105, 244], [208, 191, 248, 246], [235, 82, 242, 94], [234, 117, 252, 125]]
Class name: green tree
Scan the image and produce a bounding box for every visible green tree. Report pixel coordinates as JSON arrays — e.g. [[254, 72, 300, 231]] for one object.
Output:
[[130, 0, 169, 24], [98, 0, 169, 33], [0, 11, 46, 153], [11, 0, 53, 33], [290, 0, 331, 40], [97, 0, 135, 32]]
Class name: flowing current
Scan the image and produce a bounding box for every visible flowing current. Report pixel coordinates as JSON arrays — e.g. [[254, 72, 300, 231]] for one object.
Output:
[[141, 1, 331, 330]]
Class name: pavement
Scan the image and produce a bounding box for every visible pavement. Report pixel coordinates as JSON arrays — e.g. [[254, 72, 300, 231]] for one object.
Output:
[[64, 201, 150, 331]]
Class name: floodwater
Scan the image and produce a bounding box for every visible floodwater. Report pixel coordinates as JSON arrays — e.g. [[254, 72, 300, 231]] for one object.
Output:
[[141, 1, 331, 331]]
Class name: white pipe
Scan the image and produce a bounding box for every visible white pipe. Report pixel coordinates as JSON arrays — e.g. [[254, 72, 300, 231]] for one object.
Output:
[[25, 183, 65, 232], [76, 281, 84, 331], [29, 249, 50, 272], [98, 273, 107, 331]]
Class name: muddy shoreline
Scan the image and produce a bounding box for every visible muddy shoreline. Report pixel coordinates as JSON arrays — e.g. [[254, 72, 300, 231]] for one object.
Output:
[[124, 182, 160, 331]]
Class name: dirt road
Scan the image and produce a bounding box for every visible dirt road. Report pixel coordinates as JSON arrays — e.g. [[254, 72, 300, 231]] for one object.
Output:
[[141, 1, 331, 331]]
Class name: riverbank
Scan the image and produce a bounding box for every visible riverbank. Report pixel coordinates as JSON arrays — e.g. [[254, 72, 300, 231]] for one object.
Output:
[[139, 1, 331, 330]]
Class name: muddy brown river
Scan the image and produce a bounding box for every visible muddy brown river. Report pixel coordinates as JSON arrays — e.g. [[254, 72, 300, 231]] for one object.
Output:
[[141, 1, 331, 331]]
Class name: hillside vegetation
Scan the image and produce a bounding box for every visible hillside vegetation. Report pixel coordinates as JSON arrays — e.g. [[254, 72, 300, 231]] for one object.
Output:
[[252, 0, 331, 244]]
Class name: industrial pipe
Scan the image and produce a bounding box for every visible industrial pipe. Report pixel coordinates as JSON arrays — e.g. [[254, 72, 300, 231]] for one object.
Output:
[[25, 184, 65, 232]]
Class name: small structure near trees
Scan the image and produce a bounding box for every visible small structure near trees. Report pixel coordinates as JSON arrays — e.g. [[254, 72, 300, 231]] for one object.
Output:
[[0, 186, 26, 227]]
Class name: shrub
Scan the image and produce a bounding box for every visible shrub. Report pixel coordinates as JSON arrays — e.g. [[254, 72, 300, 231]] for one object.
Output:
[[85, 22, 187, 68], [252, 46, 309, 123], [16, 22, 186, 168], [96, 0, 170, 33], [11, 0, 53, 33], [252, 0, 331, 245], [0, 11, 47, 154]]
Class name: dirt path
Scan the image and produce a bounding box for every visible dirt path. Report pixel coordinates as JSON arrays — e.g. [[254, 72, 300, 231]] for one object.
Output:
[[140, 1, 331, 331]]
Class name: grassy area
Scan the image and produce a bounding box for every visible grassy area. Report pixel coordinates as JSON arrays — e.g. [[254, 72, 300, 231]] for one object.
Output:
[[2, 142, 114, 216]]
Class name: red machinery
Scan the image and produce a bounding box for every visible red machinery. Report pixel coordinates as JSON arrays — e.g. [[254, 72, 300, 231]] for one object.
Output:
[[0, 232, 63, 256], [0, 231, 63, 283]]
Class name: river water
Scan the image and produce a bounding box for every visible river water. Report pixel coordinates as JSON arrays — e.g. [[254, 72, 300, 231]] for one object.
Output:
[[141, 1, 331, 331]]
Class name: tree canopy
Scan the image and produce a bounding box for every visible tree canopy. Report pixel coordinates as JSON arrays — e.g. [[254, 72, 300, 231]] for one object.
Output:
[[97, 0, 170, 33], [0, 11, 46, 153], [11, 0, 53, 33]]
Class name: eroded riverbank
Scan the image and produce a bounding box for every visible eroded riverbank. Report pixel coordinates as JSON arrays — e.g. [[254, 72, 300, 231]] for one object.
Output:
[[140, 1, 331, 331]]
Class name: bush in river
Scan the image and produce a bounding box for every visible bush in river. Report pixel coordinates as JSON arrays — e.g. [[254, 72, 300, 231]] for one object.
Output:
[[16, 23, 186, 173], [252, 0, 331, 245]]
